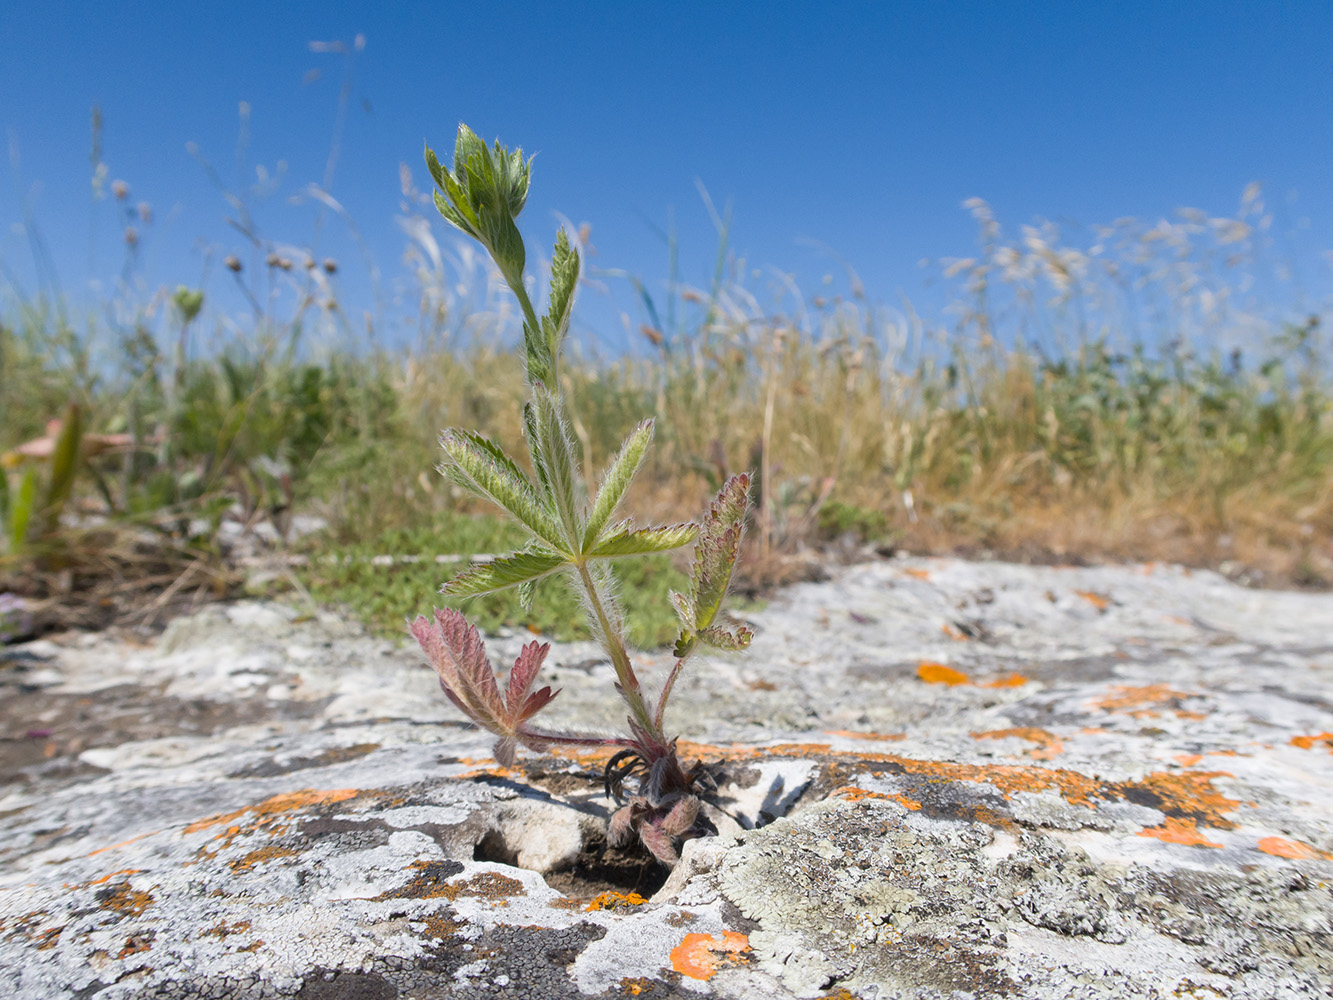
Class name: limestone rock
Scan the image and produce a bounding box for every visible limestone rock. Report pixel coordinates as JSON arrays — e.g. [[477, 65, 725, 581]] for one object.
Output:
[[1, 558, 1331, 997]]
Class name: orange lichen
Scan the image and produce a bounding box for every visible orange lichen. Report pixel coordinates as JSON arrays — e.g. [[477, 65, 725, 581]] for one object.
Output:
[[455, 764, 527, 780], [941, 623, 970, 641], [833, 786, 922, 810], [559, 740, 1244, 838], [618, 979, 654, 996], [183, 788, 361, 835], [902, 568, 931, 580], [972, 728, 1065, 760], [1290, 732, 1333, 750], [418, 913, 463, 940], [669, 931, 750, 981], [917, 662, 970, 685], [1075, 590, 1111, 610], [116, 934, 153, 959], [98, 881, 154, 917], [915, 663, 1026, 688], [1256, 837, 1333, 860], [201, 920, 252, 940], [824, 730, 906, 742], [1126, 771, 1239, 829], [228, 846, 300, 873], [1137, 817, 1223, 848], [1090, 684, 1202, 718], [63, 868, 143, 890], [1174, 754, 1204, 767], [585, 891, 648, 912], [86, 832, 160, 858]]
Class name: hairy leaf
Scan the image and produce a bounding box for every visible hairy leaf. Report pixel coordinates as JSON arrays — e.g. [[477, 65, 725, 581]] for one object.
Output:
[[531, 388, 582, 543], [673, 474, 751, 658], [427, 127, 532, 290], [410, 609, 559, 766], [699, 623, 754, 651], [588, 523, 698, 558], [443, 550, 567, 597], [410, 607, 504, 726], [689, 473, 750, 629], [439, 429, 566, 552], [523, 320, 554, 387], [517, 579, 537, 613], [506, 640, 558, 722], [543, 229, 580, 361], [521, 401, 551, 495], [582, 420, 654, 552]]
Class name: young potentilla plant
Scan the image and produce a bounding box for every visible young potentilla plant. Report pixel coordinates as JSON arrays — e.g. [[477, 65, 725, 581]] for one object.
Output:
[[410, 125, 752, 867]]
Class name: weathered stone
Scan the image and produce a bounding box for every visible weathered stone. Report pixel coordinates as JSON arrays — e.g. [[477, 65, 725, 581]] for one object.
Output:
[[1, 557, 1331, 998]]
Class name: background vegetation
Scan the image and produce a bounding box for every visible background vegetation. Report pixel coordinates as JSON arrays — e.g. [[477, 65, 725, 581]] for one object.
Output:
[[2, 142, 1329, 644]]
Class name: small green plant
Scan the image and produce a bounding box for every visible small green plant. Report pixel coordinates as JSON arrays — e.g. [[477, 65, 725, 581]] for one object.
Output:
[[411, 125, 752, 866], [1, 402, 84, 560]]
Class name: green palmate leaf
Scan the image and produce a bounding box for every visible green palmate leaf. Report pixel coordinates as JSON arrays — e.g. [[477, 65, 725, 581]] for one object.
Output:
[[439, 429, 567, 553], [589, 523, 698, 558], [542, 230, 580, 362], [442, 550, 568, 598], [531, 388, 582, 543], [582, 419, 654, 552]]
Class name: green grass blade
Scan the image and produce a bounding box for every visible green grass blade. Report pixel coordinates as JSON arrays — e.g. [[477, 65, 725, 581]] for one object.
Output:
[[9, 468, 36, 554], [41, 403, 82, 536]]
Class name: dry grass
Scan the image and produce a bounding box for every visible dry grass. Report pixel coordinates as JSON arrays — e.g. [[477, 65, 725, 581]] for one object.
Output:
[[3, 167, 1331, 646]]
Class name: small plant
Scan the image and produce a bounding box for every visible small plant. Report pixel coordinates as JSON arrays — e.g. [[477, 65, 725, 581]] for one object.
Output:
[[410, 125, 753, 866], [1, 402, 84, 560]]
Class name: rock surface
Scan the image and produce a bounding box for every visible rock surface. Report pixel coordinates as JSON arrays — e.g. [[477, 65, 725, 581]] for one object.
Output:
[[1, 556, 1331, 998]]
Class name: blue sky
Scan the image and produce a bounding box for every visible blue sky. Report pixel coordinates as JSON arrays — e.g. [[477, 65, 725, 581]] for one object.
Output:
[[2, 1, 1330, 355]]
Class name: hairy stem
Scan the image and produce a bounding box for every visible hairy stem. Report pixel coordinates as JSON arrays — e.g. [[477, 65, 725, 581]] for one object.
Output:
[[575, 561, 657, 739], [505, 276, 556, 387], [518, 724, 639, 753]]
